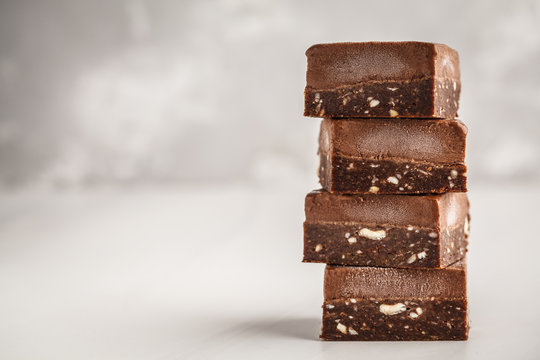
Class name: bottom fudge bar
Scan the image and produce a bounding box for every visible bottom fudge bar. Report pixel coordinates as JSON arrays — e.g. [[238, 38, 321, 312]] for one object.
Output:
[[322, 262, 468, 341]]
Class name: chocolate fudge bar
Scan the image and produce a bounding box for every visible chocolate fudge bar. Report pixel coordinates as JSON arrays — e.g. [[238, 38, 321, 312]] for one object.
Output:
[[319, 118, 467, 194], [304, 191, 469, 268], [305, 42, 460, 118], [322, 262, 468, 340]]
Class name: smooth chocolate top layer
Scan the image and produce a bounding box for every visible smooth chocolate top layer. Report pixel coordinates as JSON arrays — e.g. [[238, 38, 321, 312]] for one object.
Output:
[[306, 42, 460, 89], [320, 118, 467, 164], [305, 191, 469, 229], [324, 261, 466, 300]]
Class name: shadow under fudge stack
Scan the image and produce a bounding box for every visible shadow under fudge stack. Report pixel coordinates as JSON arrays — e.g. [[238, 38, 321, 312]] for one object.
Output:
[[302, 42, 470, 341]]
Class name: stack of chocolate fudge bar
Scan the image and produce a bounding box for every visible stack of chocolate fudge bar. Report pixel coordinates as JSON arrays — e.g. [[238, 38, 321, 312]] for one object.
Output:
[[302, 42, 470, 341]]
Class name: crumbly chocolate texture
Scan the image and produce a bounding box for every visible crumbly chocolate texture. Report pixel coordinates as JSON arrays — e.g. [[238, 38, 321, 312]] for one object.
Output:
[[320, 157, 467, 194], [305, 42, 460, 118], [304, 191, 469, 268], [322, 298, 468, 341], [321, 262, 468, 341], [318, 118, 467, 194], [305, 78, 460, 118]]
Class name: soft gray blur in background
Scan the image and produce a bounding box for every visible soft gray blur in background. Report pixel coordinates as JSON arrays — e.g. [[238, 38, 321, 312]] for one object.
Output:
[[1, 0, 539, 188]]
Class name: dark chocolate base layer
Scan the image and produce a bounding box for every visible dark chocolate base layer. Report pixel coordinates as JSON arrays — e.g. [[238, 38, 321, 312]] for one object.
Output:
[[319, 155, 467, 194], [305, 77, 460, 118], [304, 222, 467, 268], [321, 298, 468, 341]]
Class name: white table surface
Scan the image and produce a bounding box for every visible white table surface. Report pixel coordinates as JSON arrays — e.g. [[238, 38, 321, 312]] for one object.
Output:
[[0, 182, 539, 359]]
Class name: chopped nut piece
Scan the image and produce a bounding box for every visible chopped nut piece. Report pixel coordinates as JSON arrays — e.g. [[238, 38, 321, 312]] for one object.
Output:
[[358, 228, 386, 240], [369, 99, 380, 107], [389, 109, 399, 117], [315, 244, 323, 252], [369, 186, 379, 193], [387, 176, 399, 185], [409, 312, 419, 319], [407, 254, 417, 264], [347, 237, 357, 244], [336, 322, 348, 334], [379, 303, 407, 315]]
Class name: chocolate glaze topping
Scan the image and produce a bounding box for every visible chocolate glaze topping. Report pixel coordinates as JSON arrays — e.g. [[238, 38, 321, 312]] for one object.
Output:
[[306, 42, 460, 89], [324, 261, 466, 300]]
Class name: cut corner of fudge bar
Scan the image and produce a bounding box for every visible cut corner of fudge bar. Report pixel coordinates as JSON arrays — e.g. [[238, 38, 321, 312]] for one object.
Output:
[[321, 262, 469, 341], [304, 42, 460, 118], [303, 191, 469, 268], [317, 118, 468, 194]]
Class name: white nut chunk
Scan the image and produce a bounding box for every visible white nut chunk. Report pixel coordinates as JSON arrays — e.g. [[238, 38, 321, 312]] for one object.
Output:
[[387, 176, 399, 185], [336, 322, 348, 334], [358, 228, 386, 240], [409, 312, 419, 319], [369, 99, 380, 107], [315, 244, 323, 252], [379, 303, 407, 315]]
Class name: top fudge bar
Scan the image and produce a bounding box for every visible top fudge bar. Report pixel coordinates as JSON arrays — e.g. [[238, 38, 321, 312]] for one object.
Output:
[[305, 42, 460, 118]]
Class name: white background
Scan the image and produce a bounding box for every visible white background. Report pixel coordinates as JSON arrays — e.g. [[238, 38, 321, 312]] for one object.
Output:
[[1, 185, 540, 359], [1, 0, 540, 359]]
